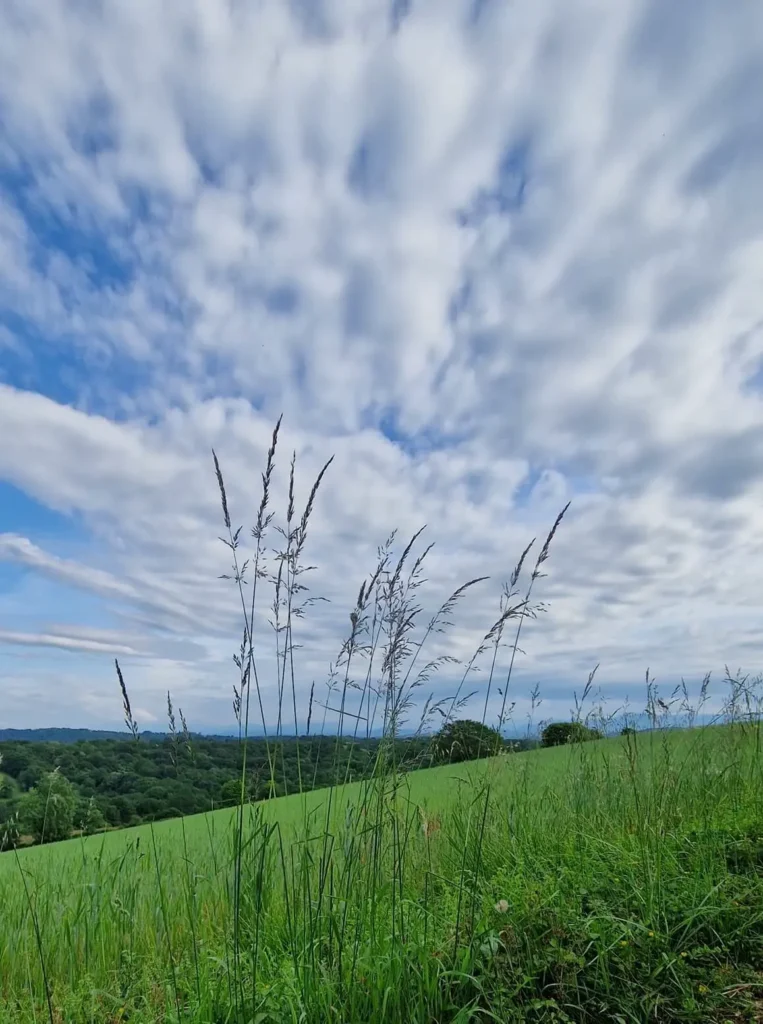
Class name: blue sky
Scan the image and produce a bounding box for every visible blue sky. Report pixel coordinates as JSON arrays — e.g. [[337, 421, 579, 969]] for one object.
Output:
[[1, 0, 763, 733]]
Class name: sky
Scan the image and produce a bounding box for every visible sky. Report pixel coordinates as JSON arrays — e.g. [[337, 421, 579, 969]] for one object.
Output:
[[1, 0, 763, 735]]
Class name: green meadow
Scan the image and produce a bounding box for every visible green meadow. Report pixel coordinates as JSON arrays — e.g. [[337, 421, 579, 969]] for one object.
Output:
[[2, 437, 762, 1023], [1, 723, 762, 1023]]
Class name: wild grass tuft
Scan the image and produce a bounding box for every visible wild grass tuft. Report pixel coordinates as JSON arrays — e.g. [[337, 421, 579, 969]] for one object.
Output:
[[0, 426, 761, 1023]]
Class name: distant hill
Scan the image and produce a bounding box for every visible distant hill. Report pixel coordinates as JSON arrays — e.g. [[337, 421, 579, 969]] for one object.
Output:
[[0, 727, 238, 744], [0, 728, 132, 743]]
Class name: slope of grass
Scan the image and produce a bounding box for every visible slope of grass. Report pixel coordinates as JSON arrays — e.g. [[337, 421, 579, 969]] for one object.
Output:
[[4, 429, 762, 1022], [0, 723, 744, 869], [1, 724, 762, 1023]]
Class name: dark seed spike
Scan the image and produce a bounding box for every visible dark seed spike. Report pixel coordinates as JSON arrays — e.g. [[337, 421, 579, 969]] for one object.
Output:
[[390, 526, 427, 591], [167, 691, 179, 770], [295, 456, 334, 558], [533, 501, 570, 576], [115, 659, 139, 742], [167, 691, 177, 737], [509, 538, 535, 590], [212, 449, 231, 529], [287, 451, 296, 525], [179, 708, 195, 765], [410, 541, 435, 580], [254, 415, 281, 537], [306, 682, 315, 735]]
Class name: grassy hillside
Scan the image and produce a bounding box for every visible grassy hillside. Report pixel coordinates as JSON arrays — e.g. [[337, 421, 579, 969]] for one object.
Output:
[[1, 722, 761, 1022], [0, 723, 742, 868], [3, 436, 762, 1022]]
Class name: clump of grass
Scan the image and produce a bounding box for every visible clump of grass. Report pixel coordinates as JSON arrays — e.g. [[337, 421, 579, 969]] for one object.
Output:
[[0, 422, 761, 1024]]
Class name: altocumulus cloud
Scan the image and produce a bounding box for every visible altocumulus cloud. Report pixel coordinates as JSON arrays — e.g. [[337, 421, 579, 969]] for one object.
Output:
[[1, 0, 763, 731]]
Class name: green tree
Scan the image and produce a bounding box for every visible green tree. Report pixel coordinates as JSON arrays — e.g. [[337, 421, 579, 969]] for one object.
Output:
[[20, 771, 77, 844], [0, 771, 17, 800], [541, 721, 603, 748], [221, 779, 243, 806], [0, 745, 34, 779], [431, 719, 504, 764], [77, 797, 106, 835], [0, 770, 21, 832]]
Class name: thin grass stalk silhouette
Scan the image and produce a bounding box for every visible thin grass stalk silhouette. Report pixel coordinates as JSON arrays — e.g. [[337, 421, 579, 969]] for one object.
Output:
[[213, 442, 275, 1016], [495, 503, 570, 737]]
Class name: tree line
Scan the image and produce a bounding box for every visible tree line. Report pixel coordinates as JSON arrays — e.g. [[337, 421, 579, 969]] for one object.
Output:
[[0, 733, 437, 845], [0, 719, 600, 848]]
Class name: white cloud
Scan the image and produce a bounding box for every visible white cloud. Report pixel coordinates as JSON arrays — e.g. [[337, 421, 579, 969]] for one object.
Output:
[[0, 629, 138, 656], [0, 0, 762, 730], [0, 533, 138, 602]]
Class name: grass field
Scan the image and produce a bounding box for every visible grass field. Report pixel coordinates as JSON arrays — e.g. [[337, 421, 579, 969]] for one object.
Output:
[[3, 436, 762, 1022], [1, 721, 762, 1023]]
